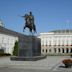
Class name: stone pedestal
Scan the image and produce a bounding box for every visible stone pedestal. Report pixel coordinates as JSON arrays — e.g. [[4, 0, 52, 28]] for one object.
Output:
[[10, 55, 47, 61], [18, 36, 40, 57], [10, 35, 46, 61]]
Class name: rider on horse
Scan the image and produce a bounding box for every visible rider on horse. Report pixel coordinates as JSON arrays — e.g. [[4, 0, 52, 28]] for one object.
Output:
[[23, 12, 36, 33]]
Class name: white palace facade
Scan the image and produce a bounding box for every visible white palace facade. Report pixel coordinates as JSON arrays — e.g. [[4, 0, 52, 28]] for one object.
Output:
[[39, 30, 72, 55], [0, 20, 41, 55]]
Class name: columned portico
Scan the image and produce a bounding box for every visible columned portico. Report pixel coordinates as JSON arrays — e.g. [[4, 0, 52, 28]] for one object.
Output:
[[39, 30, 72, 55]]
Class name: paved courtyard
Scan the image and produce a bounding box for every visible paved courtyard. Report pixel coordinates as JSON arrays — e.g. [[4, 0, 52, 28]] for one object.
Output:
[[0, 56, 72, 72]]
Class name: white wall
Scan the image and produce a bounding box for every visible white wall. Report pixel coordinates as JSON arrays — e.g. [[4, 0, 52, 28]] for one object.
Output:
[[0, 33, 18, 54], [40, 34, 72, 46], [39, 32, 72, 55]]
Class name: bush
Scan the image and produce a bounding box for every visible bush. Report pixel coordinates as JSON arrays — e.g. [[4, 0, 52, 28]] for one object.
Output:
[[13, 41, 19, 56], [62, 59, 72, 68]]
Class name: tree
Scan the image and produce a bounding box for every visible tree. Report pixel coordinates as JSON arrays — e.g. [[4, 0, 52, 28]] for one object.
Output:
[[13, 41, 19, 56]]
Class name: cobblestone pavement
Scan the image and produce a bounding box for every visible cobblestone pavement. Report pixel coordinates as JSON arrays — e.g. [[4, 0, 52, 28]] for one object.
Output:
[[0, 56, 72, 72]]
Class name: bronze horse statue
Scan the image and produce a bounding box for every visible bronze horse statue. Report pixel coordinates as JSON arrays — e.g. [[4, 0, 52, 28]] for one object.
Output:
[[23, 12, 36, 33]]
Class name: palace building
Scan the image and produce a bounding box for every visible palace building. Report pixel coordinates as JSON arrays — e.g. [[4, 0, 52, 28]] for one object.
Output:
[[39, 30, 72, 55], [0, 20, 41, 55], [0, 19, 72, 56]]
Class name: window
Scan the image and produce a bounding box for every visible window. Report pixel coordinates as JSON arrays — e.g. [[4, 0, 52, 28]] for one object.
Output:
[[46, 49, 47, 53], [62, 48, 64, 53], [54, 48, 56, 53], [49, 49, 51, 52], [66, 48, 69, 53], [42, 49, 44, 52], [58, 48, 60, 53], [70, 48, 72, 53]]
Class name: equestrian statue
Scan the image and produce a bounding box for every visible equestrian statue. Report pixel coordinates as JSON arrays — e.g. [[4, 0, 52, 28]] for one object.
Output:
[[22, 12, 36, 33]]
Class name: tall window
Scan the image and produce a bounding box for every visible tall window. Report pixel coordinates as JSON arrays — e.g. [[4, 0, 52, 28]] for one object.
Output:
[[42, 49, 44, 52], [66, 48, 69, 53], [49, 49, 51, 52], [58, 48, 60, 53], [62, 48, 64, 53], [46, 49, 47, 53], [54, 48, 56, 53], [70, 48, 72, 53]]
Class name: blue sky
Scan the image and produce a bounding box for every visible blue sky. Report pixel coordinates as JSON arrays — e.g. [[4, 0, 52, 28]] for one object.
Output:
[[0, 0, 72, 34]]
